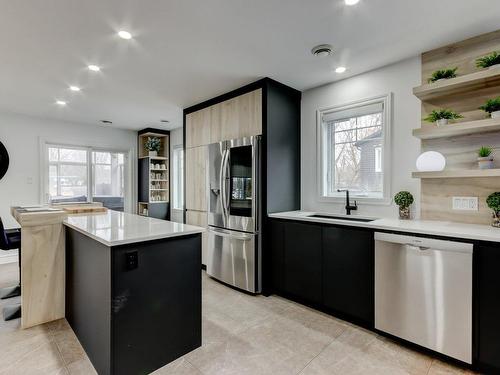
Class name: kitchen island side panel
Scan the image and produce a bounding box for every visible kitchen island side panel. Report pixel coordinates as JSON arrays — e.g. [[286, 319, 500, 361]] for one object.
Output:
[[111, 234, 202, 375], [66, 228, 112, 375]]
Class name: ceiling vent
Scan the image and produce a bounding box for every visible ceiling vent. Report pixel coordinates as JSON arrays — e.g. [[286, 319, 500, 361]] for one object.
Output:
[[311, 44, 333, 57]]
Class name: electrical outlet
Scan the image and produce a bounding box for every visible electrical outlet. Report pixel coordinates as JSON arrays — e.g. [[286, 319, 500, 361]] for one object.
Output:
[[452, 197, 478, 211]]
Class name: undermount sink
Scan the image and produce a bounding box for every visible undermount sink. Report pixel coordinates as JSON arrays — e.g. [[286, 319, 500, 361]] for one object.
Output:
[[307, 214, 377, 222]]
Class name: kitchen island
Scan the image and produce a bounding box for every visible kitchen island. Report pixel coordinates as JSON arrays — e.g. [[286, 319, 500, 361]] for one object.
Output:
[[64, 211, 204, 375]]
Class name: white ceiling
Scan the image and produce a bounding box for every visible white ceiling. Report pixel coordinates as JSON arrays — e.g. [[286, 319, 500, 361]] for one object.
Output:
[[1, 0, 500, 130]]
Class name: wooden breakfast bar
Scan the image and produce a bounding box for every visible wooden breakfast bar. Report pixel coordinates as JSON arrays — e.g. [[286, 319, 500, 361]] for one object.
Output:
[[10, 206, 67, 328]]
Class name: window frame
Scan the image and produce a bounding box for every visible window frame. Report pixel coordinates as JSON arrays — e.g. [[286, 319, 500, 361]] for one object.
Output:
[[316, 93, 392, 205], [40, 140, 133, 212], [172, 145, 184, 210]]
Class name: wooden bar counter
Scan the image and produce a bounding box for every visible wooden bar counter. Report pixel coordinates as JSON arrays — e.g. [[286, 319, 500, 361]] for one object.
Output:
[[10, 206, 68, 328], [10, 203, 106, 329]]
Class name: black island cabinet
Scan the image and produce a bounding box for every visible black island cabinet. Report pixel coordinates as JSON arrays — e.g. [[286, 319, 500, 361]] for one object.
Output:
[[65, 217, 202, 375]]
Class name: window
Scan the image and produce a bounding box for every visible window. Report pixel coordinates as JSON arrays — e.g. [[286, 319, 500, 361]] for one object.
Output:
[[172, 146, 184, 210], [45, 144, 128, 211], [318, 94, 391, 202]]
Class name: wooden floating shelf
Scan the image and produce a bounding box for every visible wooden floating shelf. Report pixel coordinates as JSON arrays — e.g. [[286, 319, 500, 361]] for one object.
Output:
[[139, 156, 168, 160], [413, 118, 500, 139], [413, 67, 500, 100], [412, 169, 500, 179]]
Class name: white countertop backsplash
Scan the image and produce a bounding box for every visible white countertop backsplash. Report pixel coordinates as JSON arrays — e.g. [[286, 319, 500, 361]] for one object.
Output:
[[269, 211, 500, 243], [64, 210, 204, 247]]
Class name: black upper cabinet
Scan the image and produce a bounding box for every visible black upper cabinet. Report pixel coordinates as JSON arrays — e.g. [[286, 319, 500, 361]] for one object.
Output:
[[476, 243, 500, 373], [322, 226, 374, 326], [283, 222, 322, 304]]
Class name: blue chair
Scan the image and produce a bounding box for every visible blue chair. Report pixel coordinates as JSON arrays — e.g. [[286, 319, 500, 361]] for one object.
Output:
[[0, 217, 21, 321]]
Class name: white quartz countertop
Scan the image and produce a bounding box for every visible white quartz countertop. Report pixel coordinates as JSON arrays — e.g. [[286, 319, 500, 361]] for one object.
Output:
[[64, 210, 204, 246], [269, 211, 500, 243]]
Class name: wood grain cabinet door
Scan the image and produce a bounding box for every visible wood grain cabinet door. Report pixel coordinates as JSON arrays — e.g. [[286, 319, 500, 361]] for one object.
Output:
[[186, 210, 208, 265], [185, 146, 207, 211], [186, 107, 211, 148], [220, 89, 262, 141]]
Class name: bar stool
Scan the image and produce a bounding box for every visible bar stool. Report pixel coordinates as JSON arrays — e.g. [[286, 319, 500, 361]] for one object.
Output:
[[0, 217, 21, 321]]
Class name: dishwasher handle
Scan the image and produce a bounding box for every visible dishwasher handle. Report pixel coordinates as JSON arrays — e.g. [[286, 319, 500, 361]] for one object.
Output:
[[375, 232, 473, 254]]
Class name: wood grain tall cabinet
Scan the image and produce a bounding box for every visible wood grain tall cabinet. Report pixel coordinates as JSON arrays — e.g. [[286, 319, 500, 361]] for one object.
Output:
[[138, 128, 170, 220], [183, 78, 301, 288]]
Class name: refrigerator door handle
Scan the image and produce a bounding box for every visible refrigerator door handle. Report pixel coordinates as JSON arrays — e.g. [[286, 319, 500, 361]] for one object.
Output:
[[208, 227, 254, 241], [220, 148, 230, 223]]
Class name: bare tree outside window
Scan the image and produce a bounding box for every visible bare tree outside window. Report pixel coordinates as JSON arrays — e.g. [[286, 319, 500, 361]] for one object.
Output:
[[320, 95, 390, 201]]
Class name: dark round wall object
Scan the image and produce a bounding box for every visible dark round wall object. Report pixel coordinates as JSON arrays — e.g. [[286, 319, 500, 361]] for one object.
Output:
[[0, 141, 9, 181]]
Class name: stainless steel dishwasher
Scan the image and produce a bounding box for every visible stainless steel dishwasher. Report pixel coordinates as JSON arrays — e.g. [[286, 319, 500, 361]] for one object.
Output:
[[374, 232, 473, 364]]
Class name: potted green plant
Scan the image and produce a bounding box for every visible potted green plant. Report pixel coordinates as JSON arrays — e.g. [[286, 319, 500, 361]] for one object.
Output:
[[394, 191, 414, 220], [478, 146, 494, 170], [486, 192, 500, 228], [427, 67, 458, 83], [479, 97, 500, 120], [145, 137, 161, 157], [423, 109, 463, 127], [476, 51, 500, 70]]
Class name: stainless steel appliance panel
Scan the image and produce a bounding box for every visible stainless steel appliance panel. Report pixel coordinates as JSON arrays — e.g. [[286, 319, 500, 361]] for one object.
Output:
[[206, 227, 259, 293], [207, 141, 227, 229], [374, 232, 473, 364], [225, 136, 259, 233]]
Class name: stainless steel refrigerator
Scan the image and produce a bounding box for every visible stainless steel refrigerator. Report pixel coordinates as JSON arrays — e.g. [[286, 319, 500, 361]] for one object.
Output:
[[206, 136, 261, 293]]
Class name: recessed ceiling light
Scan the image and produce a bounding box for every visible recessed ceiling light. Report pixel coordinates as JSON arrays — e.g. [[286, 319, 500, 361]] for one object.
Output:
[[345, 0, 360, 5], [56, 100, 67, 106], [69, 86, 81, 92], [311, 44, 333, 57], [88, 65, 100, 72], [118, 30, 132, 40], [101, 120, 113, 124], [335, 66, 347, 74]]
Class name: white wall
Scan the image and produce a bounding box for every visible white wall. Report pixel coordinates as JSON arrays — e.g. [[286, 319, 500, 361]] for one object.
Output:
[[301, 56, 422, 218], [169, 127, 184, 223], [0, 112, 137, 232]]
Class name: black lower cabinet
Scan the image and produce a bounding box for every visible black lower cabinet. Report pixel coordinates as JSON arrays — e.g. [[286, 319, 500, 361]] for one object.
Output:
[[322, 226, 374, 327], [270, 218, 374, 324], [476, 243, 500, 373], [270, 219, 286, 293], [283, 222, 322, 304]]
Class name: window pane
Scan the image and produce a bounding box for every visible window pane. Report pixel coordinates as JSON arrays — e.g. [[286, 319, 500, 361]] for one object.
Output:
[[322, 103, 385, 198], [94, 151, 111, 164], [58, 164, 88, 198], [49, 165, 58, 197], [49, 148, 59, 162], [59, 148, 87, 163], [92, 151, 125, 211]]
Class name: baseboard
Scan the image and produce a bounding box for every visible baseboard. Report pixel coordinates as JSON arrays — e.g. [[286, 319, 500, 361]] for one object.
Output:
[[0, 253, 18, 265]]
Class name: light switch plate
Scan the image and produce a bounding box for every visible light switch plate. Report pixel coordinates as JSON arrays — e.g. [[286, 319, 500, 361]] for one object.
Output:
[[452, 197, 478, 211]]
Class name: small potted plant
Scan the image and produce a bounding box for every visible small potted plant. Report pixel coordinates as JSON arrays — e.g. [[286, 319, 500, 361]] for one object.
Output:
[[424, 109, 463, 127], [486, 192, 500, 228], [479, 97, 500, 120], [428, 67, 458, 83], [145, 136, 161, 157], [478, 146, 494, 170], [394, 191, 414, 220], [476, 51, 500, 70]]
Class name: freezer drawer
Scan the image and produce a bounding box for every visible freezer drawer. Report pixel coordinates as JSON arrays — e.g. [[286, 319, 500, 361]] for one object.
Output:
[[206, 227, 259, 293], [375, 232, 473, 364]]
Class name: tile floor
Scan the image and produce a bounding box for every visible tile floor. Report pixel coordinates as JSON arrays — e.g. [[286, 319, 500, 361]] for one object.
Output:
[[0, 262, 477, 375]]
